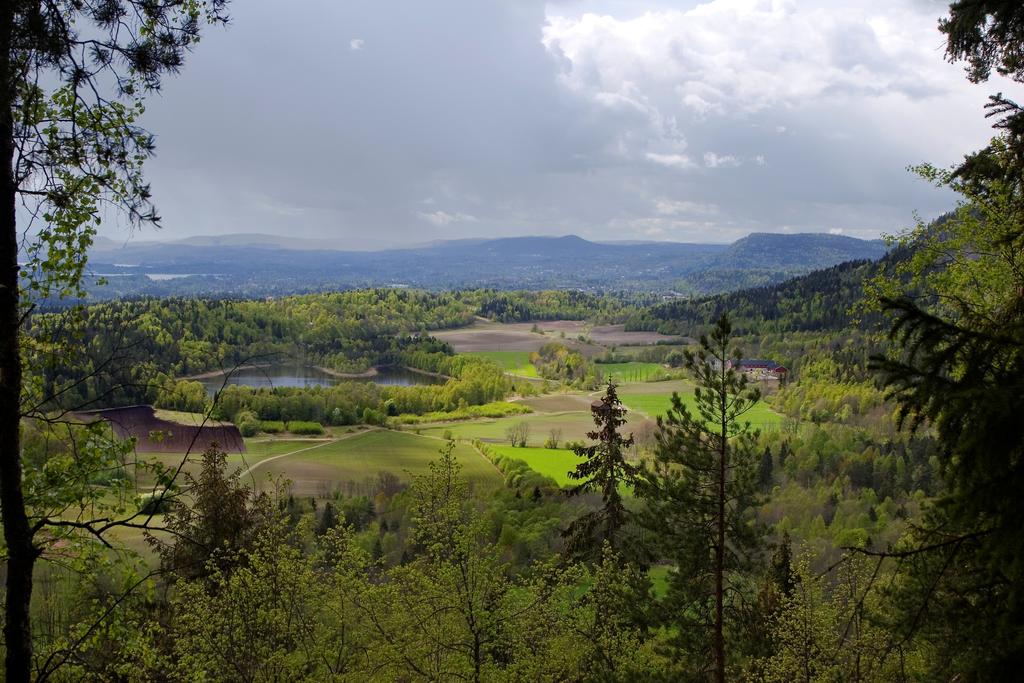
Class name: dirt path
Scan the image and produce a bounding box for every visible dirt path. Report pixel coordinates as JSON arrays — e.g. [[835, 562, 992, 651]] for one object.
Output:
[[239, 429, 373, 481]]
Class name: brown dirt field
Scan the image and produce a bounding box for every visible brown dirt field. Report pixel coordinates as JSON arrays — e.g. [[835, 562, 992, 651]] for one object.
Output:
[[74, 405, 245, 454], [435, 320, 603, 356], [517, 394, 597, 413], [588, 325, 688, 346], [611, 379, 695, 395], [434, 329, 545, 352], [531, 320, 588, 334]]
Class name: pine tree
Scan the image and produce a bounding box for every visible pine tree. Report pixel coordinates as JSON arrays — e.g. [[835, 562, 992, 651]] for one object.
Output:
[[759, 445, 774, 491], [1, 3, 228, 678], [563, 382, 641, 561], [640, 314, 763, 683], [317, 501, 339, 536], [149, 445, 273, 586]]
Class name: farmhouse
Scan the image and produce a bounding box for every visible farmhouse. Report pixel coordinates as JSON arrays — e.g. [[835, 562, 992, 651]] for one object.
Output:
[[727, 359, 789, 380]]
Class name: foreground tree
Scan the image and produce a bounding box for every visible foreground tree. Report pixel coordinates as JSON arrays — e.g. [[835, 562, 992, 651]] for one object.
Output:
[[864, 3, 1024, 677], [761, 555, 901, 682], [640, 315, 762, 682], [940, 0, 1024, 181], [563, 382, 641, 561], [1, 2, 227, 678], [870, 148, 1024, 678], [148, 445, 275, 585]]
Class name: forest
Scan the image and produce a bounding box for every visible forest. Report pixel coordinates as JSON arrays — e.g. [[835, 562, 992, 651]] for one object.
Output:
[[3, 1, 1024, 682]]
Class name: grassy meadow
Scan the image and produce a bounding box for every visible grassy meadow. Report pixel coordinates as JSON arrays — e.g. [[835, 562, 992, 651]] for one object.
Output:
[[416, 411, 633, 446], [619, 381, 781, 428], [488, 444, 581, 487], [250, 429, 501, 495], [463, 350, 539, 377], [596, 361, 672, 383]]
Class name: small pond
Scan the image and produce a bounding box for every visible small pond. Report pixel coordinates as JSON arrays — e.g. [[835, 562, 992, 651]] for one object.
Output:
[[195, 364, 446, 395]]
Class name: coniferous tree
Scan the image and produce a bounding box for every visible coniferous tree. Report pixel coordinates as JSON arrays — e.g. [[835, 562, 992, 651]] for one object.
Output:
[[317, 501, 340, 536], [759, 446, 774, 491], [564, 382, 641, 561], [864, 4, 1024, 674], [148, 445, 274, 586], [640, 314, 763, 683]]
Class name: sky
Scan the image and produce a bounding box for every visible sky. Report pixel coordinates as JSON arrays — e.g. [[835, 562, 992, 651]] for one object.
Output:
[[106, 0, 1017, 248]]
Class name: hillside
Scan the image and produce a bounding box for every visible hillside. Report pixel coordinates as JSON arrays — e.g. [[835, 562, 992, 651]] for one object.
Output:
[[627, 243, 906, 336], [82, 232, 886, 299]]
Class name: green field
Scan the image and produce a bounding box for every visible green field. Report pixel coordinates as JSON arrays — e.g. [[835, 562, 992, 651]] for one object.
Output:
[[620, 384, 781, 428], [595, 361, 671, 383], [488, 445, 581, 487], [464, 351, 538, 377], [418, 411, 630, 446], [649, 565, 674, 598], [253, 430, 502, 495]]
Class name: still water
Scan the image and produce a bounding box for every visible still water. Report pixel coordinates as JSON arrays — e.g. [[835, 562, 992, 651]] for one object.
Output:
[[196, 364, 445, 395]]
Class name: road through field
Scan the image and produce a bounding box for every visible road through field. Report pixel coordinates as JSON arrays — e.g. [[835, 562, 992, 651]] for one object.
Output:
[[239, 429, 374, 482]]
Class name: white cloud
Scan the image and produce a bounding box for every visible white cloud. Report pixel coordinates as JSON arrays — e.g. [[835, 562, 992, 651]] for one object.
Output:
[[543, 1, 954, 117], [645, 152, 696, 169], [126, 0, 1005, 247], [608, 215, 748, 243], [417, 210, 477, 226], [828, 227, 844, 235], [654, 199, 719, 216], [703, 152, 740, 168]]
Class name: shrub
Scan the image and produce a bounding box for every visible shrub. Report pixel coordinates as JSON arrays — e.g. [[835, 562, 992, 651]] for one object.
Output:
[[287, 421, 325, 435], [235, 410, 260, 437], [260, 420, 286, 434], [138, 489, 171, 515], [391, 401, 530, 425]]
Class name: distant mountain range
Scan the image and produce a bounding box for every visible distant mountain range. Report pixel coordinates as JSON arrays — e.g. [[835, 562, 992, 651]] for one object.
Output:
[[82, 232, 887, 298]]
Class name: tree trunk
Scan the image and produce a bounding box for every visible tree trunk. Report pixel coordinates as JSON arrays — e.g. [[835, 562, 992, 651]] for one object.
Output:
[[714, 364, 727, 683], [1, 4, 39, 680]]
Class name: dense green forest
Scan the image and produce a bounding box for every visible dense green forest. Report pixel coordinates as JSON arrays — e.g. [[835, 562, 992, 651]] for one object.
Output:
[[12, 213, 1020, 681], [4, 1, 1024, 682]]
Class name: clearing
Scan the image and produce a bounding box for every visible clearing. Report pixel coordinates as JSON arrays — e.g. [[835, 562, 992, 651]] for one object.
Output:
[[488, 445, 580, 487], [618, 381, 782, 428]]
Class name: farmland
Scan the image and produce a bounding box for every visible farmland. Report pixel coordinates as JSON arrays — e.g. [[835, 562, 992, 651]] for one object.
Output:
[[594, 361, 673, 383], [134, 429, 501, 496], [434, 319, 600, 354], [417, 411, 615, 445], [434, 318, 683, 357], [618, 380, 782, 428], [488, 445, 581, 487], [251, 429, 501, 495], [462, 350, 538, 377]]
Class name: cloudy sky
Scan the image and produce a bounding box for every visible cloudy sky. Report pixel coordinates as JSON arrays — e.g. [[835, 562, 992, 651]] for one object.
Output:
[[111, 0, 1014, 247]]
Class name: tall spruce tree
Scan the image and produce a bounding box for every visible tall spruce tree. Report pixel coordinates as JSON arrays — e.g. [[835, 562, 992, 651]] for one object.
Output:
[[640, 314, 762, 683], [864, 3, 1024, 678], [564, 381, 641, 561]]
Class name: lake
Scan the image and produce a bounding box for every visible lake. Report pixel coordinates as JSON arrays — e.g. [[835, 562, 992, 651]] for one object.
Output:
[[196, 364, 446, 395]]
